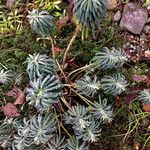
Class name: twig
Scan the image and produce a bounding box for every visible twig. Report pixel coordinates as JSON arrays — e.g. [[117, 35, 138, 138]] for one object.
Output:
[[62, 26, 80, 67], [48, 36, 55, 59], [60, 96, 71, 110], [56, 60, 68, 83], [142, 135, 150, 150], [67, 63, 95, 79], [70, 88, 93, 105]]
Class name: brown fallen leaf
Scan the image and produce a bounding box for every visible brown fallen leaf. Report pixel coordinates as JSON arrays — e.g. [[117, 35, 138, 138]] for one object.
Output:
[[114, 96, 125, 107], [142, 104, 150, 112], [131, 75, 149, 83], [56, 16, 69, 30], [52, 46, 62, 54], [0, 103, 20, 118], [13, 91, 25, 105], [6, 86, 25, 105], [6, 86, 19, 99], [123, 86, 145, 104]]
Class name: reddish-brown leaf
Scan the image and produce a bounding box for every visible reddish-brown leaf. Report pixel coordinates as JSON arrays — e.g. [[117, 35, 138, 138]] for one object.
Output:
[[123, 86, 145, 104], [52, 46, 62, 54], [13, 91, 25, 105], [142, 104, 150, 112], [0, 103, 20, 117], [114, 96, 124, 107], [6, 86, 19, 99], [56, 16, 69, 30], [131, 75, 149, 83], [6, 86, 25, 105]]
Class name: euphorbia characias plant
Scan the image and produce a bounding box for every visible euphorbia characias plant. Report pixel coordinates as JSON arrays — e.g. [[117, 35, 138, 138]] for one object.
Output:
[[1, 0, 136, 149], [27, 0, 107, 65]]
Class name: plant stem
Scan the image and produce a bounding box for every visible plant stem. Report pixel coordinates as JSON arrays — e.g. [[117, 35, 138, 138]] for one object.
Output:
[[142, 135, 150, 150], [48, 36, 55, 59], [56, 60, 68, 83], [61, 96, 71, 110], [67, 63, 95, 79], [61, 124, 72, 138], [71, 88, 93, 106], [62, 26, 80, 67]]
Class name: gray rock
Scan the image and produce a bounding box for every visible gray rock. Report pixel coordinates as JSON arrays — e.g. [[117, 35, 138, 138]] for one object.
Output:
[[114, 11, 121, 22], [120, 3, 148, 34]]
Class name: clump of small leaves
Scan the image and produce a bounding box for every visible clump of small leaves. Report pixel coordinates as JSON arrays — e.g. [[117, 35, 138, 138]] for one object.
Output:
[[66, 136, 89, 150], [27, 9, 55, 37], [92, 96, 113, 123], [101, 73, 128, 96], [75, 75, 101, 96], [73, 0, 107, 39], [91, 47, 128, 70], [0, 69, 14, 84], [26, 75, 62, 111], [25, 53, 55, 80], [138, 89, 150, 104]]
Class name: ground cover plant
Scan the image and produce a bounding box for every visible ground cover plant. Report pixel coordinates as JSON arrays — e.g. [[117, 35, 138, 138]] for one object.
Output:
[[0, 0, 150, 150]]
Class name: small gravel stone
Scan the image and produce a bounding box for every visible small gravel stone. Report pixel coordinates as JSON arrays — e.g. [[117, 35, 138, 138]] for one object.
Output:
[[113, 10, 121, 22]]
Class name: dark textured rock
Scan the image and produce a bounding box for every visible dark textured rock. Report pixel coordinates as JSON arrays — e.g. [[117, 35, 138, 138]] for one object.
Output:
[[120, 3, 148, 34]]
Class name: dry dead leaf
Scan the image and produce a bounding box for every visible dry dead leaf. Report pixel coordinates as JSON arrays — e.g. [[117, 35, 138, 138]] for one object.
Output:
[[0, 103, 20, 117], [13, 91, 25, 105], [52, 46, 62, 54], [6, 86, 19, 99], [131, 75, 149, 83], [142, 104, 150, 112], [6, 86, 25, 105], [56, 16, 69, 30], [114, 96, 124, 107], [123, 86, 145, 104]]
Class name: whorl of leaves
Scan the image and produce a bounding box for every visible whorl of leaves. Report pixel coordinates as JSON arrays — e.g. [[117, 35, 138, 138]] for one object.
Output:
[[138, 89, 150, 104], [26, 75, 62, 111], [0, 69, 14, 84], [28, 113, 56, 145], [47, 134, 65, 150], [75, 117, 101, 142], [91, 47, 128, 70], [66, 136, 89, 150], [25, 53, 55, 80], [13, 113, 56, 149], [101, 73, 128, 96], [75, 75, 101, 96], [27, 9, 55, 36], [92, 96, 113, 123], [73, 0, 107, 29], [0, 119, 15, 149], [64, 103, 91, 129], [12, 118, 31, 150]]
